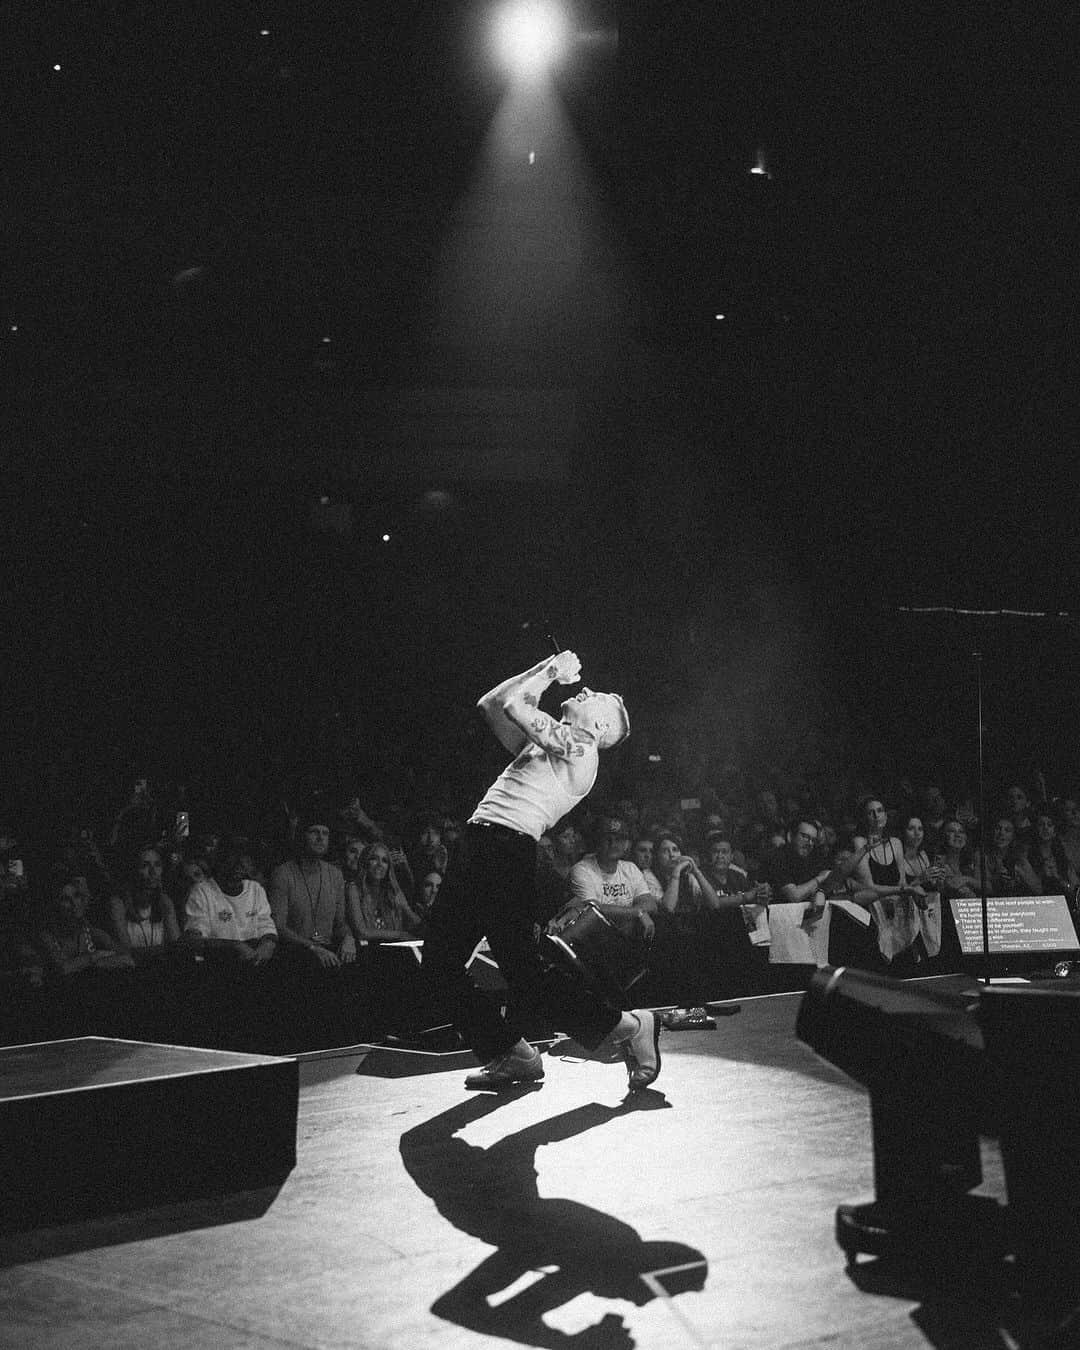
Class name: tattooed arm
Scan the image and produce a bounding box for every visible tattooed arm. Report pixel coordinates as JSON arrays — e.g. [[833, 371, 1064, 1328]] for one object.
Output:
[[476, 651, 582, 753]]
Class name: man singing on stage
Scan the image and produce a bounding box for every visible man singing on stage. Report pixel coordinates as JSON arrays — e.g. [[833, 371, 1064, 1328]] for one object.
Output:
[[421, 650, 662, 1093]]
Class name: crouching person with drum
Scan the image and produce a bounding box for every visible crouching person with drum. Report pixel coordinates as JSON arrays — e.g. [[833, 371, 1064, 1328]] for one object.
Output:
[[554, 813, 656, 997], [421, 651, 663, 1093], [567, 814, 657, 945]]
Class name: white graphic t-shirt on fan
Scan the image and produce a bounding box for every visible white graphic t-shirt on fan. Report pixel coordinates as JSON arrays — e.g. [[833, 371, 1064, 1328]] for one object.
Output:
[[569, 855, 648, 908]]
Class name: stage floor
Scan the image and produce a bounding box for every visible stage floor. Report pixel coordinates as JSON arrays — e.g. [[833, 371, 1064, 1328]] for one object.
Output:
[[0, 985, 1026, 1350]]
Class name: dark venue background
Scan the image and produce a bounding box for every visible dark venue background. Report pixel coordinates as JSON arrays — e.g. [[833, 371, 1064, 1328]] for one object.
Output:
[[2, 0, 1074, 831]]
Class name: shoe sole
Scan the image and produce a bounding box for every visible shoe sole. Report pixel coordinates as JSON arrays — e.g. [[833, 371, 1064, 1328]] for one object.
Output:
[[464, 1074, 545, 1093]]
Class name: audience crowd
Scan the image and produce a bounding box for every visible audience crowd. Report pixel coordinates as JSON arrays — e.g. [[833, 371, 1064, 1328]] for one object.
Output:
[[3, 763, 1080, 1053]]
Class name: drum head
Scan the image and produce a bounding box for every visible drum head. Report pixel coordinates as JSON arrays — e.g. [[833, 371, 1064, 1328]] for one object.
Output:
[[541, 903, 646, 999]]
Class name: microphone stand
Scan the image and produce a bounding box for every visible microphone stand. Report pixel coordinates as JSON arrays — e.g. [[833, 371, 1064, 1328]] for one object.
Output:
[[974, 651, 991, 985]]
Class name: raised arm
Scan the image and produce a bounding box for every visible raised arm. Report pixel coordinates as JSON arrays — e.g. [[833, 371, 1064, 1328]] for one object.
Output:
[[476, 650, 583, 755]]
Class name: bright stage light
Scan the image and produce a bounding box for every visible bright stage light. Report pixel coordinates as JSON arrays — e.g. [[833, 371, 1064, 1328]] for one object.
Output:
[[492, 0, 570, 77]]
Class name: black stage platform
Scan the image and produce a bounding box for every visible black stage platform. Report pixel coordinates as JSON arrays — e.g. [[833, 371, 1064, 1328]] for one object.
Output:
[[0, 1037, 298, 1232]]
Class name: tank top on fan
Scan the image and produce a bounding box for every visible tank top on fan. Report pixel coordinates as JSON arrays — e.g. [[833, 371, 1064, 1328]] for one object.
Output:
[[868, 840, 900, 887]]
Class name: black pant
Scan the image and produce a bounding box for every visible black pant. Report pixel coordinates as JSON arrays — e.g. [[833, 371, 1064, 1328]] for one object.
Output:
[[422, 823, 622, 1062]]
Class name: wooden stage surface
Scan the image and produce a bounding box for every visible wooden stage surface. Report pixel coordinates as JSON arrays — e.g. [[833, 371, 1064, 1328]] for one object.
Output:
[[0, 983, 1040, 1350]]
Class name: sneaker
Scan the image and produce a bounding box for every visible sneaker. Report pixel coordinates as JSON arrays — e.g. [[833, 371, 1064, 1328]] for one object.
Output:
[[464, 1045, 545, 1091], [619, 1009, 662, 1091]]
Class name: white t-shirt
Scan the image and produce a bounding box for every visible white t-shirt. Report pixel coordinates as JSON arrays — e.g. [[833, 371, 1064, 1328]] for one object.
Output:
[[471, 741, 596, 841], [569, 855, 650, 908], [184, 878, 276, 942]]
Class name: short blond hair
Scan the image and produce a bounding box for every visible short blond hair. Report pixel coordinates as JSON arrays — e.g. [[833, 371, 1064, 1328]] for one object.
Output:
[[594, 692, 630, 749]]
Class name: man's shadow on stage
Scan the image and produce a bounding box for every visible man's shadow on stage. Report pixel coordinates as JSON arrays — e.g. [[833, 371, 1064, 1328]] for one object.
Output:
[[399, 1087, 707, 1349]]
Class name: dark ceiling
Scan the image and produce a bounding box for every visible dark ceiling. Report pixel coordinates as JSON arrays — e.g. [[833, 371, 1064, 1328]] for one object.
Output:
[[1, 1, 1074, 818]]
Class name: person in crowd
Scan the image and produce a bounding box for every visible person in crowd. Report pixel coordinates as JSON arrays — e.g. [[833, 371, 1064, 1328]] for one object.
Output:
[[630, 834, 663, 902], [612, 796, 641, 840], [384, 831, 416, 905], [842, 797, 932, 972], [899, 816, 948, 893], [181, 838, 278, 1048], [849, 797, 919, 906], [159, 802, 194, 883], [107, 845, 182, 962], [646, 830, 727, 1007], [415, 870, 443, 926], [919, 784, 950, 856], [0, 846, 37, 974], [892, 778, 918, 834], [1, 824, 31, 921], [106, 843, 198, 1039], [758, 818, 843, 990], [239, 839, 269, 888], [1027, 808, 1079, 897], [183, 838, 278, 966], [334, 792, 380, 848], [39, 871, 134, 978], [699, 809, 727, 840], [975, 817, 1041, 896], [699, 832, 772, 995], [932, 819, 979, 898], [54, 821, 112, 905], [265, 818, 363, 1049], [567, 815, 656, 941], [535, 819, 581, 927], [267, 817, 355, 970], [420, 650, 662, 1093], [702, 834, 772, 921], [440, 816, 464, 871], [953, 782, 981, 845], [1058, 797, 1080, 874], [36, 869, 135, 1035], [920, 816, 976, 971], [735, 816, 772, 878], [651, 831, 719, 917], [0, 851, 45, 1042], [754, 787, 784, 839], [338, 834, 366, 898], [192, 829, 222, 873], [168, 848, 212, 911], [1004, 783, 1037, 849], [344, 840, 426, 1038], [858, 814, 945, 974], [106, 776, 161, 860], [410, 812, 449, 883], [816, 818, 840, 862], [347, 840, 423, 942]]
